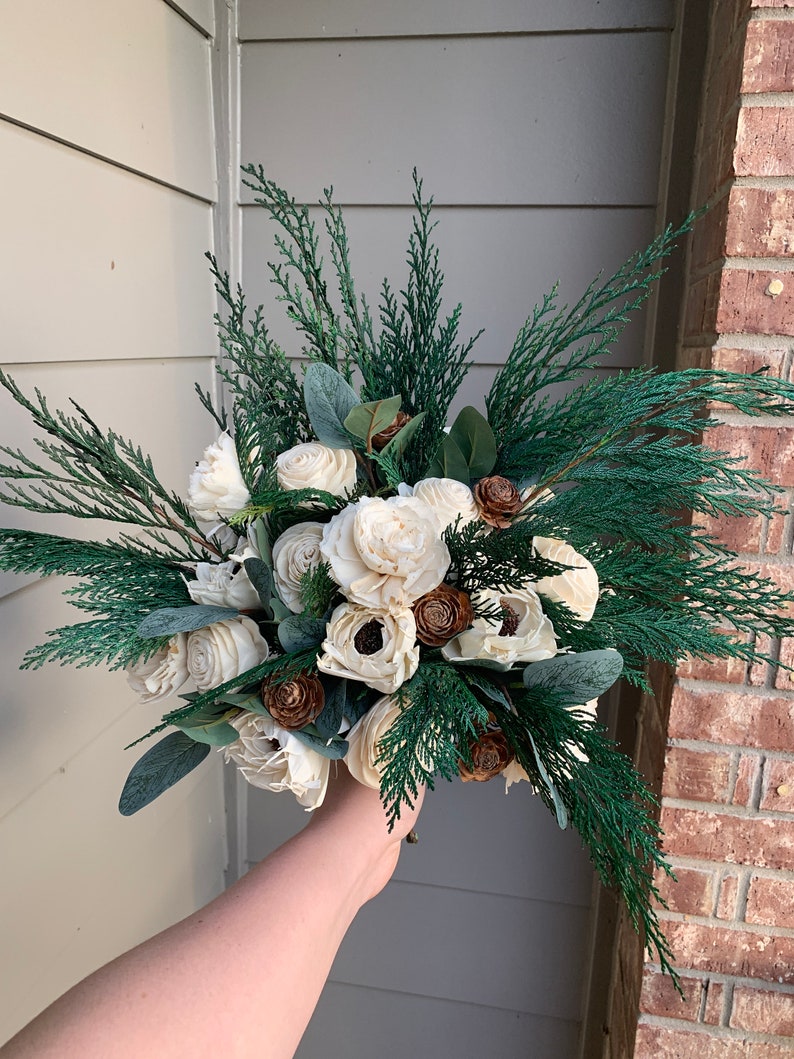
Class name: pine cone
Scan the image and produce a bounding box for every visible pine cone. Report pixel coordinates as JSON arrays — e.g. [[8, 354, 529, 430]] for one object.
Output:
[[459, 730, 514, 782], [412, 583, 474, 647], [372, 411, 412, 451], [473, 475, 522, 528], [261, 672, 325, 730]]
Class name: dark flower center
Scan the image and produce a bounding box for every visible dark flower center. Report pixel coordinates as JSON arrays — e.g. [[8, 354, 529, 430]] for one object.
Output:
[[499, 602, 520, 637], [354, 619, 385, 655]]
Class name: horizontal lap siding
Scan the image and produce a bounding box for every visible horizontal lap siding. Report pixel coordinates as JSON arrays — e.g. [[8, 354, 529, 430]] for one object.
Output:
[[0, 0, 224, 1043]]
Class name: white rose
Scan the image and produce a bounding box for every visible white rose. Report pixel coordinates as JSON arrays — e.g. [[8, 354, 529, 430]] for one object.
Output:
[[224, 710, 329, 810], [317, 602, 419, 695], [345, 694, 402, 789], [125, 635, 189, 703], [188, 433, 250, 521], [412, 477, 480, 532], [276, 442, 357, 497], [187, 616, 269, 691], [321, 495, 450, 612], [187, 560, 261, 610], [272, 522, 325, 613], [442, 584, 558, 670], [533, 537, 599, 622]]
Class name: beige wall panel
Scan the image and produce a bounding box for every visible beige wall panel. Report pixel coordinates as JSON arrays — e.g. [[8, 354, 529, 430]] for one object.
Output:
[[240, 33, 669, 205], [0, 125, 217, 365], [300, 982, 579, 1059], [240, 0, 674, 39], [0, 356, 219, 600], [0, 707, 225, 1042], [0, 0, 215, 198], [167, 0, 215, 35], [242, 205, 658, 368]]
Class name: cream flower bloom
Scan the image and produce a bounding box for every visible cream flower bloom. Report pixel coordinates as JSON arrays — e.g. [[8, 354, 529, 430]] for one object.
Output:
[[272, 521, 325, 613], [321, 495, 450, 612], [345, 694, 402, 789], [533, 537, 600, 622], [502, 758, 532, 793], [276, 442, 357, 497], [187, 560, 261, 610], [317, 602, 419, 695], [412, 477, 480, 532], [566, 698, 599, 764], [224, 711, 330, 810], [126, 635, 189, 703], [186, 616, 269, 691], [188, 433, 250, 521], [442, 584, 558, 670]]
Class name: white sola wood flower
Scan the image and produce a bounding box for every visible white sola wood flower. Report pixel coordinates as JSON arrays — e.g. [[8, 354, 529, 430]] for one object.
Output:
[[533, 537, 600, 621], [225, 711, 330, 809], [186, 616, 269, 691], [187, 560, 261, 610], [321, 495, 450, 612], [344, 694, 402, 789], [126, 635, 189, 703], [411, 477, 480, 531], [271, 521, 325, 613], [442, 584, 558, 670], [187, 433, 250, 521], [275, 442, 357, 496], [317, 602, 419, 694]]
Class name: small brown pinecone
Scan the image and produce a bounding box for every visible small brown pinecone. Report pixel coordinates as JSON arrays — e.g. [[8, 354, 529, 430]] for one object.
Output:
[[458, 730, 514, 782], [412, 583, 475, 647], [372, 411, 412, 451], [261, 672, 325, 730], [473, 475, 522, 528]]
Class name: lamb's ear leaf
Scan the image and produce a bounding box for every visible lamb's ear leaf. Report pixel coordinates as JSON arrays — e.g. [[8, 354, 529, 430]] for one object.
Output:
[[303, 364, 360, 447], [119, 731, 210, 815]]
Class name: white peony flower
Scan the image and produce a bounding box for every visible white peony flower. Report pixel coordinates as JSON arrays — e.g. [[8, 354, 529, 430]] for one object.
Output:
[[187, 560, 261, 610], [442, 584, 558, 670], [187, 433, 250, 521], [276, 442, 357, 497], [317, 602, 419, 695], [224, 711, 330, 810], [272, 521, 325, 613], [321, 495, 450, 612], [533, 537, 599, 622], [412, 477, 480, 532], [186, 616, 269, 691], [126, 635, 189, 703], [345, 694, 402, 789]]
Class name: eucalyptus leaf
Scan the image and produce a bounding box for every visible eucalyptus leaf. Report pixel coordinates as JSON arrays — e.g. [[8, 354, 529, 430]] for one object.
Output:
[[448, 406, 498, 478], [179, 720, 239, 746], [426, 433, 470, 484], [118, 731, 210, 816], [344, 395, 402, 442], [277, 613, 327, 653], [381, 410, 427, 459], [292, 725, 349, 760], [137, 605, 239, 638], [464, 669, 511, 709], [303, 363, 360, 448], [248, 518, 272, 567], [244, 558, 273, 610], [523, 650, 624, 705], [270, 596, 293, 622], [526, 730, 568, 829], [343, 682, 374, 726]]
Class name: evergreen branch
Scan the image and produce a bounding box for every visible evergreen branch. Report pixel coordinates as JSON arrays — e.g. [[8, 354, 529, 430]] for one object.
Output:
[[298, 561, 337, 618]]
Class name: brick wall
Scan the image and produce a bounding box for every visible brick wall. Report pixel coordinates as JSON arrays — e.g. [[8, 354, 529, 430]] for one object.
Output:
[[632, 1, 794, 1056]]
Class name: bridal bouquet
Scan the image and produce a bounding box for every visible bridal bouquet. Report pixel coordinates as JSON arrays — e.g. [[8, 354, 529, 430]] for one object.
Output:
[[2, 167, 794, 981]]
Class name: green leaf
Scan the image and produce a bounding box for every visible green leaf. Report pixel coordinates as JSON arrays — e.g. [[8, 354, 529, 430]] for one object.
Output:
[[119, 731, 210, 815], [523, 649, 624, 704], [137, 605, 239, 638], [315, 677, 346, 740], [426, 433, 470, 484], [448, 406, 498, 478], [292, 725, 349, 759], [277, 613, 327, 652], [463, 669, 511, 709], [525, 730, 568, 829], [303, 363, 360, 448], [270, 596, 293, 622], [244, 557, 273, 609], [344, 395, 402, 441], [381, 410, 427, 459], [180, 721, 239, 746], [248, 518, 272, 566]]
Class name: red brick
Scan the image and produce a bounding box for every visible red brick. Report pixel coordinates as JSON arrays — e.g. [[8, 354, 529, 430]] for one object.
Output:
[[756, 562, 794, 616], [636, 1023, 792, 1059], [774, 637, 794, 690], [640, 967, 704, 1020], [691, 195, 730, 273], [717, 872, 741, 919], [678, 650, 748, 684], [669, 685, 794, 752], [703, 424, 794, 488], [686, 269, 723, 339], [663, 747, 733, 802], [743, 20, 794, 93], [765, 510, 788, 555], [760, 758, 794, 812], [731, 984, 794, 1034], [664, 919, 794, 982], [703, 979, 727, 1025], [725, 188, 794, 258], [698, 509, 764, 553], [735, 107, 794, 177], [746, 873, 794, 927], [660, 805, 794, 868], [710, 346, 787, 377], [751, 0, 794, 7], [656, 863, 716, 916], [733, 753, 761, 806], [748, 632, 773, 687], [716, 269, 794, 337]]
